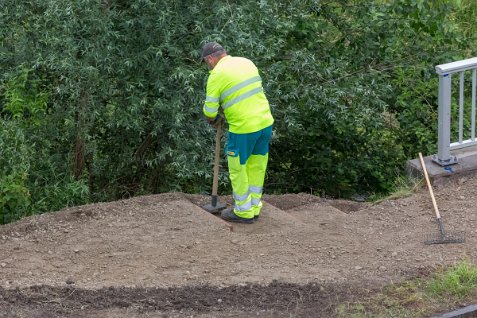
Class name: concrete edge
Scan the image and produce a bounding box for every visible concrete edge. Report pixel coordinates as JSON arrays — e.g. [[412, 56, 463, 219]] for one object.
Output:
[[407, 146, 477, 186], [429, 303, 477, 318]]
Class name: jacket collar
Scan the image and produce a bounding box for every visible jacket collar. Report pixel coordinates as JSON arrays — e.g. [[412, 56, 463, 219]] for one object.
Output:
[[210, 55, 232, 73]]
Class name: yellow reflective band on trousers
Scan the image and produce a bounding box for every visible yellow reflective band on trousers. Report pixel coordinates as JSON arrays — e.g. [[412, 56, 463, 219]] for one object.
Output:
[[228, 154, 268, 219]]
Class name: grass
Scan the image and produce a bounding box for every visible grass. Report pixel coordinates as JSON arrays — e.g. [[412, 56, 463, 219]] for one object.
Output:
[[337, 260, 477, 318], [427, 260, 477, 298], [368, 174, 422, 204]]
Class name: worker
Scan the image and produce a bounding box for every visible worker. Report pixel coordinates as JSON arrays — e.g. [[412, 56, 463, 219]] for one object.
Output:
[[201, 41, 274, 224]]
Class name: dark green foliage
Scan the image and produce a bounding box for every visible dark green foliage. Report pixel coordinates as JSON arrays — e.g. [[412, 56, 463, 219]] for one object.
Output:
[[0, 0, 476, 222], [0, 120, 31, 223]]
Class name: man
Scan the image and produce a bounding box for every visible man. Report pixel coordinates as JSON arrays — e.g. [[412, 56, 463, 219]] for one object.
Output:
[[201, 41, 274, 224]]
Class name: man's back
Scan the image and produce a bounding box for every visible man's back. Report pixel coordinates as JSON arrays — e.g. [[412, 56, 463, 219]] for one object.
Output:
[[204, 56, 274, 134]]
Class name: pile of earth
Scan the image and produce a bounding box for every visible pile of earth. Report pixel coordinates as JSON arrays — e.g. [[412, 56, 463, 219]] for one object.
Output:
[[1, 176, 476, 317]]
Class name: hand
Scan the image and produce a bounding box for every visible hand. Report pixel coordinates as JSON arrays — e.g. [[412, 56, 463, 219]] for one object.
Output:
[[206, 114, 221, 127]]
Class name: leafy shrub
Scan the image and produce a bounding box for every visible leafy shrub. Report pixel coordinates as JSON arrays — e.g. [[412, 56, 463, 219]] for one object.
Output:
[[0, 120, 31, 223]]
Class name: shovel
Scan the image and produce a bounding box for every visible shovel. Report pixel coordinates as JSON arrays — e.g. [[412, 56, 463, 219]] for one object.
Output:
[[418, 152, 464, 245], [202, 118, 226, 214]]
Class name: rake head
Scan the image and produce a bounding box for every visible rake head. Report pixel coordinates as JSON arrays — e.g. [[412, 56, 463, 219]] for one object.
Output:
[[424, 218, 465, 245], [424, 232, 465, 245]]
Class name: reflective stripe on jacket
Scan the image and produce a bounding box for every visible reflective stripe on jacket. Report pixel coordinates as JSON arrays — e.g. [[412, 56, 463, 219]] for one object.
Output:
[[203, 56, 274, 134]]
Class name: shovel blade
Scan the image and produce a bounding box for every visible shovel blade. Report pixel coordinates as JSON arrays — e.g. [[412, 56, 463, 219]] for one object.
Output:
[[202, 202, 227, 214]]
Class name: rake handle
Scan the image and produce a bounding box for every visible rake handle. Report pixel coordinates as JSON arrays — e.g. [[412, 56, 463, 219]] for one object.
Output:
[[418, 152, 441, 220]]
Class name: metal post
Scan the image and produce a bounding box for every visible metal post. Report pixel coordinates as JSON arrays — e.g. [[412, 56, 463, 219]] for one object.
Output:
[[433, 58, 477, 164], [473, 69, 476, 141], [459, 72, 464, 144], [433, 74, 458, 165]]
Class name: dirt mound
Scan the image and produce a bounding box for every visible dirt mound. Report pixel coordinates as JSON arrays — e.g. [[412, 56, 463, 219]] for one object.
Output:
[[1, 176, 477, 317], [0, 282, 354, 318]]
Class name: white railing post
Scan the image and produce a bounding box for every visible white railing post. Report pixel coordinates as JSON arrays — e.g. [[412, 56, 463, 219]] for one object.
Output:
[[473, 69, 476, 141], [459, 72, 464, 144], [432, 73, 457, 166], [432, 57, 477, 166]]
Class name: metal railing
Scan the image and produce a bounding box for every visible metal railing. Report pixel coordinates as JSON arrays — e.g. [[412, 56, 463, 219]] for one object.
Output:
[[433, 57, 477, 166]]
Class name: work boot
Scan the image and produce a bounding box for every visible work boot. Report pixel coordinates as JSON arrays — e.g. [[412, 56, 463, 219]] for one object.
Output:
[[221, 209, 254, 224]]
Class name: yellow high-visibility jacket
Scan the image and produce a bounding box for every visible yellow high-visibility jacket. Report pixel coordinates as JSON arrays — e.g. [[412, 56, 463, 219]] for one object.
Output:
[[203, 55, 274, 134]]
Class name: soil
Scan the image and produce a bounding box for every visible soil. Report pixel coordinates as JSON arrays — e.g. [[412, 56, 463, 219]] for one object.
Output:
[[1, 175, 477, 317]]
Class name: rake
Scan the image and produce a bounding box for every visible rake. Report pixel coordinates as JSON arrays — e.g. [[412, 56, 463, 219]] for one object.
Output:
[[418, 153, 465, 245]]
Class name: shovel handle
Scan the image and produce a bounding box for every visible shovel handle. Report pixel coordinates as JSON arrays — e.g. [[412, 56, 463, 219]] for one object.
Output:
[[211, 119, 223, 197], [418, 152, 441, 219]]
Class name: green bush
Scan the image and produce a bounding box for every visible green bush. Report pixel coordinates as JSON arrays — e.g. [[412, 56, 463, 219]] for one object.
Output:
[[0, 70, 90, 223], [0, 120, 31, 223]]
